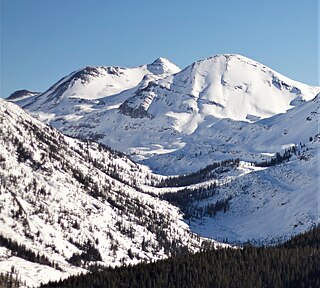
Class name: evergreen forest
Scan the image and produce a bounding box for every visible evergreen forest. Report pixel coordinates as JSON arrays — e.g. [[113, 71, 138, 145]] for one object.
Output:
[[41, 226, 320, 288]]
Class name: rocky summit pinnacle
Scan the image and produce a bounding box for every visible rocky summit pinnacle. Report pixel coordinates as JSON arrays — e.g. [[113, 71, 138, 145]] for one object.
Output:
[[147, 57, 180, 75]]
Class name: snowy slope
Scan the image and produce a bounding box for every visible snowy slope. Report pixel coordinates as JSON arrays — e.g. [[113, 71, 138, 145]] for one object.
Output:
[[145, 141, 318, 245], [189, 145, 319, 244], [143, 93, 320, 174], [0, 99, 218, 287]]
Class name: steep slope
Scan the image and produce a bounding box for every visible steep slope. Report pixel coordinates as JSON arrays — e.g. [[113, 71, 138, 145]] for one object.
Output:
[[0, 99, 212, 287]]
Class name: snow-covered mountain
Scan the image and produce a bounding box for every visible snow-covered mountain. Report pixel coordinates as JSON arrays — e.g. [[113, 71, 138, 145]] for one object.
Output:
[[120, 54, 317, 122], [12, 54, 319, 174], [0, 99, 216, 287], [17, 58, 180, 112]]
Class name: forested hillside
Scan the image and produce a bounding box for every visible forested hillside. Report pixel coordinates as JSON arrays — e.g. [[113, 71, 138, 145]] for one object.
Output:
[[43, 226, 320, 288]]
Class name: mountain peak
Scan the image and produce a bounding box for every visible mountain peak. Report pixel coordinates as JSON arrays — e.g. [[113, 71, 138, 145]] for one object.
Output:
[[6, 89, 40, 102], [151, 57, 172, 64], [194, 53, 258, 67], [147, 57, 180, 75]]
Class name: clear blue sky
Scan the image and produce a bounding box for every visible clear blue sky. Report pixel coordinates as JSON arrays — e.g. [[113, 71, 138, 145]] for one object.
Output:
[[0, 0, 318, 98]]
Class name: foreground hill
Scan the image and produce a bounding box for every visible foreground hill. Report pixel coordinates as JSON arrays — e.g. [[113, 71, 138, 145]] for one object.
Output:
[[0, 99, 212, 287]]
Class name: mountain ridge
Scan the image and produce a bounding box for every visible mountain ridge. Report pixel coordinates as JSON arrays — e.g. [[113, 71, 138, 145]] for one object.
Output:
[[9, 54, 319, 175]]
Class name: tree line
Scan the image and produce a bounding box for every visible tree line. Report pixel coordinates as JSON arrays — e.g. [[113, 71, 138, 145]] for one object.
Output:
[[156, 159, 240, 188]]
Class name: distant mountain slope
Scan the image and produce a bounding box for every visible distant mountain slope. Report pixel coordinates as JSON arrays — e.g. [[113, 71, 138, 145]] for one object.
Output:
[[17, 58, 180, 112], [11, 54, 319, 174], [0, 99, 212, 287]]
